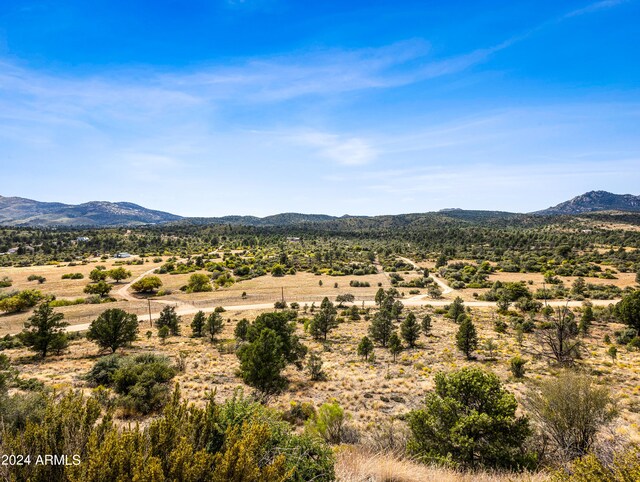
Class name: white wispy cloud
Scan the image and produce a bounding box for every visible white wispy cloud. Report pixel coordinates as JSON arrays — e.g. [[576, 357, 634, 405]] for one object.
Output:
[[0, 0, 626, 130], [0, 35, 507, 116], [564, 0, 629, 18], [286, 131, 377, 166], [0, 0, 635, 215], [160, 39, 432, 102]]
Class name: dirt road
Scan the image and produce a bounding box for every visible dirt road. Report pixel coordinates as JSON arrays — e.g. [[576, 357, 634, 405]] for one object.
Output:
[[36, 256, 618, 335], [116, 261, 197, 312], [60, 297, 618, 334], [398, 256, 454, 295]]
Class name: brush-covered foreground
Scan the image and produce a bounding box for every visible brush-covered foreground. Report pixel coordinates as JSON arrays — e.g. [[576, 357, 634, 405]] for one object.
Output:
[[1, 217, 640, 480]]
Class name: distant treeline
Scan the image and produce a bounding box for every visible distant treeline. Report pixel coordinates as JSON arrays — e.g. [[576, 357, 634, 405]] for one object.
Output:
[[0, 212, 639, 275]]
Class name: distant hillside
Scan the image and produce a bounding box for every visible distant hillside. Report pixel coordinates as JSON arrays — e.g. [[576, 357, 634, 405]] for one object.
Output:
[[434, 209, 519, 222], [3, 190, 638, 227], [0, 195, 182, 226], [536, 190, 640, 215], [183, 213, 340, 226], [177, 210, 539, 232]]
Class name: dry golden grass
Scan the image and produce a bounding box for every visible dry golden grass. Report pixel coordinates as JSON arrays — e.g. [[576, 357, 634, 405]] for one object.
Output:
[[0, 257, 163, 334], [163, 271, 393, 303], [0, 257, 394, 333], [3, 255, 640, 458], [335, 447, 550, 482], [487, 271, 637, 291], [6, 301, 640, 442], [3, 249, 640, 480], [6, 251, 634, 335], [0, 256, 156, 298], [4, 289, 640, 480]]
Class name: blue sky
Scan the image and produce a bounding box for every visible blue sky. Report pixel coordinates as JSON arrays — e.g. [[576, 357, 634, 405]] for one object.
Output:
[[0, 0, 639, 216]]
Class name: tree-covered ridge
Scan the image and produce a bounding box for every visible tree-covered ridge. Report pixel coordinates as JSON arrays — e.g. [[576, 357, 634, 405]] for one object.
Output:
[[2, 213, 639, 280]]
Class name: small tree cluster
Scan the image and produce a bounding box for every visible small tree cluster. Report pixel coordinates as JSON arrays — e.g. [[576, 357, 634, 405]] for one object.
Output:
[[131, 276, 163, 293], [19, 303, 68, 359], [309, 297, 338, 341], [408, 367, 534, 469], [236, 311, 307, 396], [87, 308, 139, 353], [156, 305, 181, 337]]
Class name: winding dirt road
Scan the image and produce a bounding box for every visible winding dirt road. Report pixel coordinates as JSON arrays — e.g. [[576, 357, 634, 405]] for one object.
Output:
[[398, 256, 454, 295], [115, 265, 158, 302], [62, 297, 618, 334], [51, 256, 620, 334]]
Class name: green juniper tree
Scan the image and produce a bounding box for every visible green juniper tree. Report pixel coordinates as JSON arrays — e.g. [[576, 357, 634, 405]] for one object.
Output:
[[580, 304, 595, 335], [421, 315, 432, 336], [237, 311, 308, 397], [447, 296, 465, 322], [374, 288, 385, 306], [309, 297, 338, 341], [87, 308, 138, 353], [156, 305, 181, 336], [234, 318, 250, 341], [400, 312, 420, 348], [158, 325, 169, 344], [205, 312, 224, 341], [357, 336, 374, 362], [388, 332, 402, 362], [238, 329, 287, 396], [456, 316, 478, 359], [244, 311, 307, 367], [616, 291, 640, 335], [369, 310, 394, 347], [190, 311, 206, 337], [408, 367, 533, 469], [20, 303, 68, 359]]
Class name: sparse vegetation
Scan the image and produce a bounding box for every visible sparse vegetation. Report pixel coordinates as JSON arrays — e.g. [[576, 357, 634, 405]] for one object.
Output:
[[1, 217, 640, 481], [526, 371, 618, 460]]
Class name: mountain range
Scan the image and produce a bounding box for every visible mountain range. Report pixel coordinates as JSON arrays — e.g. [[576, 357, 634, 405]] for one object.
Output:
[[535, 190, 640, 215], [0, 190, 638, 227], [0, 196, 181, 227]]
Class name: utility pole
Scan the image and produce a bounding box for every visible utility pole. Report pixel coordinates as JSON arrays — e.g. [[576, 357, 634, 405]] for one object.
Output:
[[281, 287, 284, 303], [148, 299, 152, 328]]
